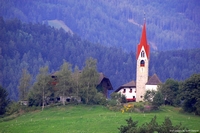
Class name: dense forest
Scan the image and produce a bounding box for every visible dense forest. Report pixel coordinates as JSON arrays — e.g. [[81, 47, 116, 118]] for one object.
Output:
[[0, 18, 200, 100], [0, 0, 200, 51]]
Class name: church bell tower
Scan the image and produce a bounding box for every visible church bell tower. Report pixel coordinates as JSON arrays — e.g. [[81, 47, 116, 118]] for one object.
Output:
[[136, 21, 150, 102]]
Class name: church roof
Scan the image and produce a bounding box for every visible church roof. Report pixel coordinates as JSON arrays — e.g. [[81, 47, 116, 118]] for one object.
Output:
[[146, 74, 162, 85], [136, 22, 150, 59], [115, 80, 136, 92]]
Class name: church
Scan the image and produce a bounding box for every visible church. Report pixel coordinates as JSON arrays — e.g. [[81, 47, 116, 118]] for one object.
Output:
[[114, 21, 161, 102]]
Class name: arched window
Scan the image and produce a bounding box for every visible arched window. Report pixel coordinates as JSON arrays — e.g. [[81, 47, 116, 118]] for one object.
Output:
[[140, 60, 145, 67], [141, 51, 145, 57]]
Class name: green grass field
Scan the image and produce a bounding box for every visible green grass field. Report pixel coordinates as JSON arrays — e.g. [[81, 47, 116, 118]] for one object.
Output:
[[0, 105, 199, 133]]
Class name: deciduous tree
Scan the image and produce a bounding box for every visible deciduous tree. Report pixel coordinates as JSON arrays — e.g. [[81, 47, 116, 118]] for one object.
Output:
[[144, 90, 156, 102], [56, 60, 73, 105], [72, 65, 81, 98], [18, 68, 31, 100], [179, 74, 200, 115], [152, 91, 164, 108], [28, 66, 51, 110], [80, 58, 99, 104], [159, 79, 179, 105]]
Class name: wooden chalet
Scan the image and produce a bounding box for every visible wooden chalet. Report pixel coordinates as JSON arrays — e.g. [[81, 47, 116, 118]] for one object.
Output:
[[51, 71, 113, 100], [96, 73, 113, 98]]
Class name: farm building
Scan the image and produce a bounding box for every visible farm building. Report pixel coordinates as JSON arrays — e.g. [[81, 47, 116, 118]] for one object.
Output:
[[51, 71, 113, 102]]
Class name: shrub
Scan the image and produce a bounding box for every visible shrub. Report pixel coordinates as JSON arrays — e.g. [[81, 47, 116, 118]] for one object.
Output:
[[107, 99, 118, 107], [6, 102, 21, 115], [118, 116, 187, 133], [121, 103, 134, 113], [93, 92, 107, 105]]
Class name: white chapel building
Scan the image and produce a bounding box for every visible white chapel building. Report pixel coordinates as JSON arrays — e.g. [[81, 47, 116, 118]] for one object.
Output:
[[115, 21, 161, 102]]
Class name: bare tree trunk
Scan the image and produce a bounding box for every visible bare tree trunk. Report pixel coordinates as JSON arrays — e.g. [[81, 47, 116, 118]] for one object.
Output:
[[77, 81, 79, 97], [42, 86, 45, 111], [86, 82, 89, 104], [63, 81, 66, 105], [62, 92, 65, 105]]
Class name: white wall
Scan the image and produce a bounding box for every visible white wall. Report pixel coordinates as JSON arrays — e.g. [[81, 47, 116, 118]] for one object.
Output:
[[145, 85, 158, 91], [118, 87, 136, 100]]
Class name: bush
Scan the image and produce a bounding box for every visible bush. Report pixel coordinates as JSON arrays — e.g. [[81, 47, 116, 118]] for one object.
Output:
[[6, 102, 21, 115], [152, 91, 164, 108], [93, 92, 107, 105], [118, 116, 187, 133], [107, 99, 118, 106]]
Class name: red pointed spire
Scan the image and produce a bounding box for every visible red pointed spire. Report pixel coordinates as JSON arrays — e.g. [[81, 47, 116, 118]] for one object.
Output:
[[136, 22, 150, 59]]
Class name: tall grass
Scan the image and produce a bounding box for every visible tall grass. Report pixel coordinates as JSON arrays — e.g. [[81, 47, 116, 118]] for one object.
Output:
[[0, 105, 199, 133]]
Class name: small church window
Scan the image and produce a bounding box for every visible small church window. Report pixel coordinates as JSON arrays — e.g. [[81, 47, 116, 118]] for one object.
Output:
[[123, 89, 126, 93], [141, 51, 145, 57], [140, 60, 145, 67], [129, 88, 132, 93]]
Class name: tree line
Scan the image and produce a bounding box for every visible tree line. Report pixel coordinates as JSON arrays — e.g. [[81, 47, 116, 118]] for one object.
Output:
[[23, 58, 107, 108], [144, 74, 200, 115], [0, 17, 200, 101], [0, 0, 199, 51], [0, 58, 107, 115]]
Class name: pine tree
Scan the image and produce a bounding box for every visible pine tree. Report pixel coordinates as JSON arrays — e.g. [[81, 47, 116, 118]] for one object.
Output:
[[0, 86, 10, 115]]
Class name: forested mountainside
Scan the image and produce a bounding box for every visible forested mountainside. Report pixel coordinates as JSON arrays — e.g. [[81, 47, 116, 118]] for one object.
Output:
[[0, 18, 200, 100], [0, 0, 200, 51]]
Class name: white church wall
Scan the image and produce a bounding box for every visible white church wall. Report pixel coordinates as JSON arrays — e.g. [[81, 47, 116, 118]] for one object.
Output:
[[145, 85, 158, 91]]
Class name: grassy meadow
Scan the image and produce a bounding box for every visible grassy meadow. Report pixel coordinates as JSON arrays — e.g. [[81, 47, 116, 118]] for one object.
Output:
[[0, 105, 200, 133]]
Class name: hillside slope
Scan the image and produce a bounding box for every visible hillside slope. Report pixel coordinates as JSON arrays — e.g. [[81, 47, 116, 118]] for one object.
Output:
[[0, 105, 199, 132], [47, 20, 73, 34], [0, 0, 200, 51], [0, 18, 200, 100]]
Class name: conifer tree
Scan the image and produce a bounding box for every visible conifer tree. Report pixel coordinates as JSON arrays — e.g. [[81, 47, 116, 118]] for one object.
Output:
[[0, 86, 10, 115]]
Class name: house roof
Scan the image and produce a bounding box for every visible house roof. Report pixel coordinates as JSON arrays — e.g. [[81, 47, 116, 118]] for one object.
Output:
[[115, 80, 136, 92], [98, 72, 106, 84], [136, 22, 150, 59], [146, 74, 162, 85], [98, 72, 113, 90]]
